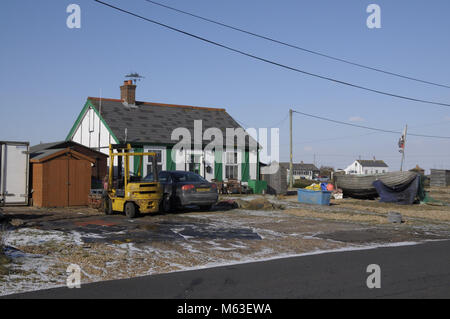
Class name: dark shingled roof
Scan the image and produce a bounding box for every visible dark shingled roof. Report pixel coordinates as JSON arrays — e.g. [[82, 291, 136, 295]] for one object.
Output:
[[29, 148, 66, 161], [88, 98, 256, 147], [356, 160, 388, 168], [30, 141, 107, 159], [30, 142, 66, 154], [279, 162, 319, 171]]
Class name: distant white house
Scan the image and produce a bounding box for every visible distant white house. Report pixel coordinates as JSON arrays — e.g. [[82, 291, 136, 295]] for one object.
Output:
[[344, 159, 389, 175], [280, 162, 320, 181]]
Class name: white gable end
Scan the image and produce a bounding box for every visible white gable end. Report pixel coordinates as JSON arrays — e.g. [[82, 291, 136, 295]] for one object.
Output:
[[70, 106, 117, 156]]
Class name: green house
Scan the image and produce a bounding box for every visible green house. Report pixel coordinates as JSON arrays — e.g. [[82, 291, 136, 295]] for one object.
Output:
[[66, 81, 260, 184]]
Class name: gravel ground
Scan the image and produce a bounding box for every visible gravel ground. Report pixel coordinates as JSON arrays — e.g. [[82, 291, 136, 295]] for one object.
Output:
[[0, 188, 449, 296]]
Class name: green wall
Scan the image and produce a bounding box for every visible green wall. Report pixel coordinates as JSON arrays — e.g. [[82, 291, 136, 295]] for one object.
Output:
[[241, 151, 250, 182], [133, 147, 144, 176], [166, 148, 176, 171], [214, 150, 223, 181]]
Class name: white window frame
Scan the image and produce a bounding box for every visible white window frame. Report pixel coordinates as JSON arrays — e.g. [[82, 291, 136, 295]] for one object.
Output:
[[224, 151, 239, 180], [143, 146, 166, 176], [182, 149, 205, 176], [187, 152, 202, 175]]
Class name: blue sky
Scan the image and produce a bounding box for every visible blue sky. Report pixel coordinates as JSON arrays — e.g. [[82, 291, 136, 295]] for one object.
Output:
[[1, 0, 449, 172]]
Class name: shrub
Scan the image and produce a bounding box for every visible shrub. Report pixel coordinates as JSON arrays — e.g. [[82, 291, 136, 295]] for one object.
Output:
[[293, 179, 316, 189]]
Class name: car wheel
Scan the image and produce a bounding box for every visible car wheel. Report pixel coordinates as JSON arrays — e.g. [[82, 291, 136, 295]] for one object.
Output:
[[199, 205, 212, 211], [172, 196, 182, 211], [160, 195, 172, 213], [125, 202, 137, 218]]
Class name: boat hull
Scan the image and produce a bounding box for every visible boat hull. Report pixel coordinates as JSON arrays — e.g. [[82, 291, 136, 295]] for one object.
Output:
[[335, 171, 418, 199]]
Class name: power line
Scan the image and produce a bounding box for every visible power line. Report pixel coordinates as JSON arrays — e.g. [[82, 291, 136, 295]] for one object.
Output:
[[95, 0, 450, 108], [265, 113, 289, 128], [142, 0, 450, 90], [292, 110, 450, 139], [296, 153, 450, 158], [282, 117, 450, 147], [283, 132, 379, 147]]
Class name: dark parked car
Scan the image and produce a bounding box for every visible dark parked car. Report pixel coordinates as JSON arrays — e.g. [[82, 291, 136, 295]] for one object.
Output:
[[144, 171, 218, 212]]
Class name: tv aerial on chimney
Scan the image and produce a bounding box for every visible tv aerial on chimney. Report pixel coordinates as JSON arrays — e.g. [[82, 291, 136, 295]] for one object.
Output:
[[125, 72, 145, 84]]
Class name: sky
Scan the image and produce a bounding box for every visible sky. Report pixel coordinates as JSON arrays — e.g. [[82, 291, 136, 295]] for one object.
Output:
[[1, 0, 449, 173]]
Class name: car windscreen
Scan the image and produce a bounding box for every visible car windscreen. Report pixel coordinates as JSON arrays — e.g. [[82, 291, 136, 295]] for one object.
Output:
[[143, 172, 170, 182], [143, 173, 154, 182]]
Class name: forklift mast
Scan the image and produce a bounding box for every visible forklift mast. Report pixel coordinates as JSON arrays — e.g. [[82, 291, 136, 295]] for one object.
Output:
[[108, 144, 158, 191]]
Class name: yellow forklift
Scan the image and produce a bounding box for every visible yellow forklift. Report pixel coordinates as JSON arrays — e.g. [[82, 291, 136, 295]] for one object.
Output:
[[105, 144, 162, 218]]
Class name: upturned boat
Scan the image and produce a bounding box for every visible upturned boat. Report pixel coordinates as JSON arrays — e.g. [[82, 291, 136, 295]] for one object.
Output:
[[334, 171, 418, 199]]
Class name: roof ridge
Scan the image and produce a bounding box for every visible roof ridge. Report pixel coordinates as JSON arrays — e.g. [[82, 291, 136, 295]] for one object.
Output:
[[87, 97, 226, 112]]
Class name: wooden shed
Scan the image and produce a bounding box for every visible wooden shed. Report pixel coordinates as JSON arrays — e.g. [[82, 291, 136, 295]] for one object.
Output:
[[30, 148, 95, 207], [430, 169, 450, 187], [29, 141, 108, 187]]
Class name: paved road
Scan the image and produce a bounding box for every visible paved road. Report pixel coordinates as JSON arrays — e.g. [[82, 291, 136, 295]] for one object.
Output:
[[5, 240, 450, 299]]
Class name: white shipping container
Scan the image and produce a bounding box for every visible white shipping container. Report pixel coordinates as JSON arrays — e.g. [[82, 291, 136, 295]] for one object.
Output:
[[0, 141, 29, 206]]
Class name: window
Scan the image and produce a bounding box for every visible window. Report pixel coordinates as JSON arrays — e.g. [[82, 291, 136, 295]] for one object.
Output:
[[225, 151, 238, 179], [188, 154, 201, 175], [146, 150, 163, 176]]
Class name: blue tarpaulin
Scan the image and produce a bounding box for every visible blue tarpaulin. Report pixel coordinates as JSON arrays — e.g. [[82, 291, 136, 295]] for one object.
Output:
[[372, 175, 420, 205]]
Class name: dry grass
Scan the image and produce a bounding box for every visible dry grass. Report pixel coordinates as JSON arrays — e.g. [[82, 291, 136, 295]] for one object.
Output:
[[14, 233, 346, 285], [331, 199, 450, 223], [0, 224, 6, 254], [428, 187, 450, 195], [0, 225, 10, 276], [283, 208, 388, 224], [279, 186, 450, 225], [331, 187, 450, 223]]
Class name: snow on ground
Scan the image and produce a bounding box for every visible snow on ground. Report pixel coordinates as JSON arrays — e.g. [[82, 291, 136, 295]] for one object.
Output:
[[0, 224, 429, 297], [1, 229, 74, 296], [1, 199, 447, 297], [4, 228, 72, 247]]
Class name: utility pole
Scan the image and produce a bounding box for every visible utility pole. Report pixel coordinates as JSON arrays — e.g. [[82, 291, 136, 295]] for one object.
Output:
[[399, 124, 408, 171], [289, 109, 293, 189]]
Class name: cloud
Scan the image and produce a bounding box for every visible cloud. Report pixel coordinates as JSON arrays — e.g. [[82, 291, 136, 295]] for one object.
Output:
[[349, 116, 365, 122], [304, 146, 313, 152]]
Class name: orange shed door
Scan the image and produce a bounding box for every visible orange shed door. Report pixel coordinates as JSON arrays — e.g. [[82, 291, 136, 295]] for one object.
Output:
[[46, 158, 69, 207], [68, 158, 91, 206]]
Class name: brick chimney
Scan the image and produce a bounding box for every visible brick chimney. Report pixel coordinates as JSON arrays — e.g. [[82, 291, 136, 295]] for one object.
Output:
[[120, 80, 136, 104]]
